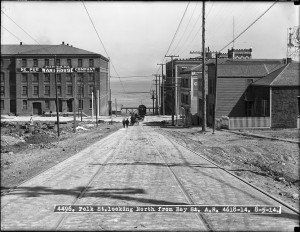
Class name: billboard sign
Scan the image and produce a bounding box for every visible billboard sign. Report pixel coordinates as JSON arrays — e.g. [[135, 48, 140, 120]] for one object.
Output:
[[18, 66, 99, 73]]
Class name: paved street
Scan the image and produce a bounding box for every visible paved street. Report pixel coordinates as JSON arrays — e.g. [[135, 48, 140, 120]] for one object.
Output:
[[1, 121, 299, 231]]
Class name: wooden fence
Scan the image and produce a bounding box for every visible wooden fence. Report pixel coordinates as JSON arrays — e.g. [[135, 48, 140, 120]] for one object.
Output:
[[218, 117, 270, 129]]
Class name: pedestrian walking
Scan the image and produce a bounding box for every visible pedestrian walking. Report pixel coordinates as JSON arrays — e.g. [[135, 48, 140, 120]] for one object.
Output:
[[122, 118, 126, 128], [125, 118, 129, 128]]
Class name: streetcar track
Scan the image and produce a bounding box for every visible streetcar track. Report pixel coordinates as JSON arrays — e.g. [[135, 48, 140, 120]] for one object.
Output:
[[153, 127, 300, 215], [1, 130, 117, 198], [53, 131, 127, 231], [1, 130, 122, 212], [142, 126, 214, 232]]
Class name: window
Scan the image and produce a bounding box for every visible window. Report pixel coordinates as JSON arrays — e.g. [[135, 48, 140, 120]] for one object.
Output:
[[0, 100, 4, 110], [57, 74, 61, 83], [89, 99, 92, 109], [44, 73, 50, 82], [44, 86, 50, 95], [33, 86, 39, 95], [77, 86, 84, 97], [22, 73, 28, 82], [45, 59, 49, 66], [78, 100, 83, 109], [67, 86, 73, 95], [22, 59, 27, 67], [0, 73, 4, 82], [261, 100, 268, 116], [22, 100, 27, 110], [57, 86, 61, 96], [33, 59, 38, 67], [298, 96, 300, 116], [22, 86, 28, 95], [67, 59, 71, 67], [89, 85, 94, 94], [78, 73, 83, 81], [88, 73, 95, 82], [45, 100, 50, 110], [89, 59, 94, 67], [33, 73, 39, 82], [66, 73, 72, 82], [0, 86, 4, 95], [78, 59, 83, 67], [56, 59, 60, 66]]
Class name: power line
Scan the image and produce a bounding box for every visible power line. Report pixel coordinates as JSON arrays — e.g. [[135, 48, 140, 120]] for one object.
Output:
[[81, 1, 126, 92], [1, 9, 40, 44], [1, 25, 23, 42], [170, 2, 198, 55], [219, 1, 277, 52], [155, 1, 190, 76]]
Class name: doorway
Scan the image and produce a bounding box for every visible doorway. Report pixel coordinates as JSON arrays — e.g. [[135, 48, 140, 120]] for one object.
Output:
[[67, 99, 73, 112], [32, 102, 42, 115]]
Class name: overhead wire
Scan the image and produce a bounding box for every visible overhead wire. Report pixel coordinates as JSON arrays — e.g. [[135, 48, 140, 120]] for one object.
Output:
[[218, 1, 277, 52], [1, 25, 23, 43], [169, 2, 199, 55], [150, 2, 191, 96], [81, 1, 126, 92], [1, 9, 41, 44]]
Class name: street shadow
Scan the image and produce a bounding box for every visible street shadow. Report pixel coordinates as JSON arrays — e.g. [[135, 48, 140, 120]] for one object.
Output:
[[88, 161, 218, 169], [1, 186, 189, 205]]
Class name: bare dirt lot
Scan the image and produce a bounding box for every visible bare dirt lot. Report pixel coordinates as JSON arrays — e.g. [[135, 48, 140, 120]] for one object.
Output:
[[147, 122, 299, 211], [1, 119, 122, 192]]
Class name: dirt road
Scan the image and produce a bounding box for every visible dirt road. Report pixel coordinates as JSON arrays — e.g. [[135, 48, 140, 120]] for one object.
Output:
[[1, 122, 299, 231]]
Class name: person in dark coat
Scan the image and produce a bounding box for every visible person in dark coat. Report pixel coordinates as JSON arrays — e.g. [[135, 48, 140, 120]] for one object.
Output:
[[125, 118, 129, 128], [122, 118, 126, 128]]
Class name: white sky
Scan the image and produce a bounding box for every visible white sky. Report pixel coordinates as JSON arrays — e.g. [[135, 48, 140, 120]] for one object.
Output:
[[1, 1, 299, 91]]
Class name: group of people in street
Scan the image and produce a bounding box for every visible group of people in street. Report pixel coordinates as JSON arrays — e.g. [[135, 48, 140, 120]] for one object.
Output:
[[122, 114, 139, 128], [122, 118, 129, 128]]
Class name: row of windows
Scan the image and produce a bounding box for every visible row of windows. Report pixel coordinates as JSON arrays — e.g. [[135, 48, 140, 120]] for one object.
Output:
[[21, 85, 95, 96], [0, 99, 95, 111], [20, 73, 95, 82], [21, 58, 94, 67]]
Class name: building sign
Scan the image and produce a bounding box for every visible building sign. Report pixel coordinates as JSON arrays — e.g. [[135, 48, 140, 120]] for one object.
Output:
[[17, 66, 99, 73], [191, 71, 201, 98]]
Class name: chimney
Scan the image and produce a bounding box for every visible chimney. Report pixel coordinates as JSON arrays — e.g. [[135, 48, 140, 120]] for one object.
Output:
[[62, 41, 64, 45], [20, 42, 22, 45]]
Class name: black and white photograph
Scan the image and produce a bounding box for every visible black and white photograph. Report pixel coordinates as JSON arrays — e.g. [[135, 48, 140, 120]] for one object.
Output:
[[1, 1, 299, 231]]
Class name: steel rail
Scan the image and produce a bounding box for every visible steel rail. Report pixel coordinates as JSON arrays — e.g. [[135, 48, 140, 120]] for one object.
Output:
[[155, 128, 300, 215], [142, 127, 214, 232], [53, 132, 125, 231], [1, 128, 119, 208]]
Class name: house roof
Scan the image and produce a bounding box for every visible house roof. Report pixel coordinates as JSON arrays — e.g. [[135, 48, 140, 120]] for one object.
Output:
[[217, 63, 285, 77], [1, 44, 102, 57], [251, 63, 300, 86]]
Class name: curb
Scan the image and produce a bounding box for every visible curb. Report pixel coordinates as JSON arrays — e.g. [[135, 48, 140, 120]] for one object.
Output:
[[222, 129, 300, 144]]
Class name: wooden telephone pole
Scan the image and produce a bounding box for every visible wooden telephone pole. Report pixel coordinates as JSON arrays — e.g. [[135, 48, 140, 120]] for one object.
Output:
[[157, 63, 165, 115], [201, 1, 206, 132]]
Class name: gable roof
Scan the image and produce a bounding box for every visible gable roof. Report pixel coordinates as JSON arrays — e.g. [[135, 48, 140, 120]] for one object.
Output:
[[1, 44, 101, 56], [217, 62, 285, 77], [252, 63, 300, 86]]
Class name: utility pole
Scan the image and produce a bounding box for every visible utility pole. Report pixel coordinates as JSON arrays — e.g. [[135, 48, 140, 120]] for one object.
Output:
[[157, 63, 165, 115], [153, 74, 159, 115], [213, 52, 219, 134], [151, 90, 155, 115], [165, 55, 179, 126], [108, 57, 112, 116], [202, 1, 206, 132], [158, 74, 161, 115], [54, 55, 60, 137], [91, 91, 94, 122], [73, 74, 76, 133], [94, 86, 98, 127], [80, 75, 83, 122]]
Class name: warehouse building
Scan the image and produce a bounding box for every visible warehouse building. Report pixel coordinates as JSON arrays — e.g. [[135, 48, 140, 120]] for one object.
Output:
[[1, 42, 109, 116]]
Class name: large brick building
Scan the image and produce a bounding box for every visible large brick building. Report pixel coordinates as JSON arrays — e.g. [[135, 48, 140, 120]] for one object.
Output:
[[1, 43, 109, 116]]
